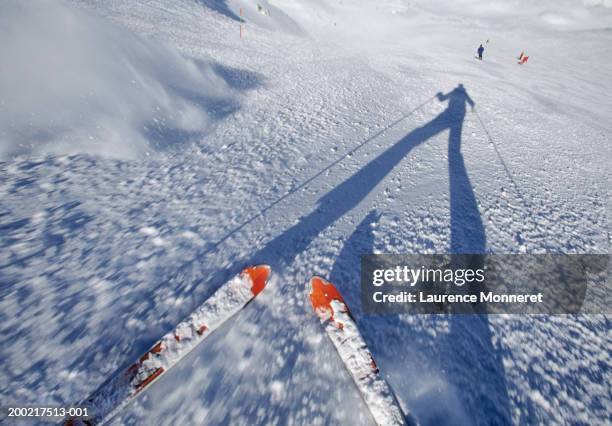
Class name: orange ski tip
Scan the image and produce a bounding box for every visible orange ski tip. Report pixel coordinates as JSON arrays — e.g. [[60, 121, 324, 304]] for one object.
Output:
[[242, 265, 270, 297], [309, 276, 345, 312]]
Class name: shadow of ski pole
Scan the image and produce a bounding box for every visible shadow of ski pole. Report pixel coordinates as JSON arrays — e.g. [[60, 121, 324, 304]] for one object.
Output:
[[474, 109, 527, 205], [201, 94, 438, 256]]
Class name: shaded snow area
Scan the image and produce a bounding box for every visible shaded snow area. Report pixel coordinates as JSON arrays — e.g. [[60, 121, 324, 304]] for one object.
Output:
[[1, 0, 610, 425]]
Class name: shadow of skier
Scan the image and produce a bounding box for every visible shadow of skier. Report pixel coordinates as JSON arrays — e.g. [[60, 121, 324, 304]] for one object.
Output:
[[440, 85, 512, 425], [253, 84, 512, 424], [247, 87, 472, 270], [323, 85, 512, 425]]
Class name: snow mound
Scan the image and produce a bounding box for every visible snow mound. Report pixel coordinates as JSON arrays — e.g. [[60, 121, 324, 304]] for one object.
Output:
[[0, 0, 235, 160]]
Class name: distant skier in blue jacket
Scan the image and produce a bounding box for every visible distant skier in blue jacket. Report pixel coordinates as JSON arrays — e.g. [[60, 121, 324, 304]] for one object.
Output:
[[477, 44, 484, 60]]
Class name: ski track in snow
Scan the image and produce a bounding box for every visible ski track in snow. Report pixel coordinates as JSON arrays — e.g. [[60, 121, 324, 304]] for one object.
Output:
[[1, 0, 610, 425]]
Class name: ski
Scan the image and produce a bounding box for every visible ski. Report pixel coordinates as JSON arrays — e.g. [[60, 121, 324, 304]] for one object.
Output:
[[66, 265, 271, 425], [309, 276, 407, 426]]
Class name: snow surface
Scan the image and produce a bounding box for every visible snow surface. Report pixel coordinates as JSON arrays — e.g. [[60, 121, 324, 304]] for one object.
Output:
[[1, 0, 611, 425]]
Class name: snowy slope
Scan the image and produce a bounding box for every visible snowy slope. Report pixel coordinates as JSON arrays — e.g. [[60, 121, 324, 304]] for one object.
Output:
[[1, 0, 610, 425]]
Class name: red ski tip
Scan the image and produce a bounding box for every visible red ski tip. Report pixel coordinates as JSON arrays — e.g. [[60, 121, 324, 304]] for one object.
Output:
[[242, 265, 270, 296], [309, 276, 345, 313]]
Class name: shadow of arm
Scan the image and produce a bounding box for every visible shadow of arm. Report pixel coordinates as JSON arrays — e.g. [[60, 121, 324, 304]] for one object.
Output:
[[436, 91, 449, 102]]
